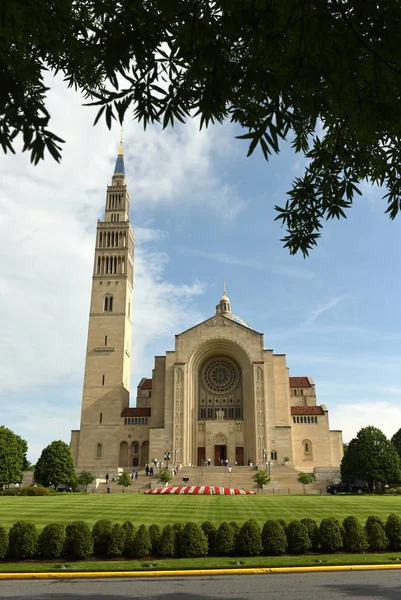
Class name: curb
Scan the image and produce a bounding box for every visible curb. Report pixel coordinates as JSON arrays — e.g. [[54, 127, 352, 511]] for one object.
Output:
[[1, 564, 401, 579]]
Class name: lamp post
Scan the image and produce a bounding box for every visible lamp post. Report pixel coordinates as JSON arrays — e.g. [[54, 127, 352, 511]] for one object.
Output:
[[260, 448, 270, 476], [164, 451, 171, 470]]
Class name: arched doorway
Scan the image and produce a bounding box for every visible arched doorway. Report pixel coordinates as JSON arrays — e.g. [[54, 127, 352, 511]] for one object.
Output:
[[140, 441, 149, 466], [130, 441, 139, 466], [212, 433, 227, 466], [119, 441, 128, 466]]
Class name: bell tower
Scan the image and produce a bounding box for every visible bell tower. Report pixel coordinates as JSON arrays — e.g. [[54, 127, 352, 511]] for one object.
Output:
[[74, 138, 135, 469]]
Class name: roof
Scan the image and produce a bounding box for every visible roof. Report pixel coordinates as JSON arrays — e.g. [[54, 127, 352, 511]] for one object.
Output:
[[291, 406, 324, 415], [138, 378, 152, 390], [289, 377, 311, 388], [121, 407, 151, 417], [114, 154, 125, 174]]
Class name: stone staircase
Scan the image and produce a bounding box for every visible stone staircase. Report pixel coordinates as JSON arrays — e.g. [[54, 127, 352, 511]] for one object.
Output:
[[92, 465, 330, 494]]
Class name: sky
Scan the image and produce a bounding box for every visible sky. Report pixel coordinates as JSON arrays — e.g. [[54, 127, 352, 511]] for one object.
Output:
[[1, 74, 401, 463]]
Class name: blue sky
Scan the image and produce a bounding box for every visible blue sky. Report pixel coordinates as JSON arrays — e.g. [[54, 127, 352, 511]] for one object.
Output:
[[1, 75, 401, 462]]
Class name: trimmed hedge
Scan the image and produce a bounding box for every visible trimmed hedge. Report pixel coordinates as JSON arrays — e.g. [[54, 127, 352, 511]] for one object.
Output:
[[318, 518, 343, 553], [92, 519, 113, 556], [65, 521, 93, 560], [342, 516, 368, 553], [39, 523, 66, 558], [1, 514, 401, 561], [214, 521, 236, 556], [286, 520, 311, 554], [365, 516, 388, 551], [107, 524, 126, 557], [178, 522, 208, 558], [237, 520, 262, 556], [262, 520, 287, 555], [8, 521, 38, 559]]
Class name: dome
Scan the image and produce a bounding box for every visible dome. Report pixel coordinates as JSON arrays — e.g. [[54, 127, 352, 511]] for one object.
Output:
[[220, 294, 230, 303]]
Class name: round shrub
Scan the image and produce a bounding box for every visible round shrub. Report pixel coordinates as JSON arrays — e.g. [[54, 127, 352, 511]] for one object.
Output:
[[173, 522, 184, 555], [0, 526, 9, 558], [65, 521, 93, 560], [148, 524, 161, 556], [237, 520, 262, 556], [201, 521, 217, 554], [178, 522, 208, 558], [158, 524, 175, 557], [229, 521, 240, 549], [39, 523, 66, 558], [107, 524, 126, 557], [262, 520, 287, 555], [366, 521, 389, 551], [318, 518, 343, 553], [286, 520, 311, 554], [301, 518, 319, 551], [386, 514, 401, 550], [132, 524, 152, 558], [342, 516, 368, 553], [8, 521, 38, 559], [122, 521, 136, 555], [214, 521, 236, 555], [92, 519, 113, 556]]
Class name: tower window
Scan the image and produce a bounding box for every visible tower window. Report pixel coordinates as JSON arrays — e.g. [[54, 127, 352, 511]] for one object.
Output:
[[99, 412, 102, 424], [96, 443, 102, 458], [102, 375, 105, 386], [105, 336, 107, 346], [104, 295, 113, 312]]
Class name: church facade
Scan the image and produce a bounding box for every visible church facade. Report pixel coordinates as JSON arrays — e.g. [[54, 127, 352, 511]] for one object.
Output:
[[70, 144, 343, 473]]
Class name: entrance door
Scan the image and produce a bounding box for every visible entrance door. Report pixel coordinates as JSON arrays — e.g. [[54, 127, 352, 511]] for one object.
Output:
[[197, 447, 206, 466], [214, 445, 227, 465], [235, 446, 244, 466]]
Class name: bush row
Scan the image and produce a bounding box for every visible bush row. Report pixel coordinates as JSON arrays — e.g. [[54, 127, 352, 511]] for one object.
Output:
[[0, 514, 400, 561], [0, 486, 56, 497]]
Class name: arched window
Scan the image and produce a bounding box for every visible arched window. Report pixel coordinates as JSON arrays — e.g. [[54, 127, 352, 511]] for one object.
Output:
[[294, 389, 297, 396], [104, 295, 113, 312], [296, 416, 300, 423], [96, 443, 102, 458], [303, 439, 312, 457], [99, 412, 102, 424], [307, 416, 311, 423]]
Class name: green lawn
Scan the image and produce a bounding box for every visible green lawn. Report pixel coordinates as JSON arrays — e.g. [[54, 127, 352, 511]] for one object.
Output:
[[0, 494, 399, 530]]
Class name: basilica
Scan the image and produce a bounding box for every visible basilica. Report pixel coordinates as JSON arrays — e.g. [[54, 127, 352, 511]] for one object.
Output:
[[70, 143, 343, 474]]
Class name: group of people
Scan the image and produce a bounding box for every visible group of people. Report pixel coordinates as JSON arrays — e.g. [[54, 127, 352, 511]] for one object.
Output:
[[144, 464, 154, 476]]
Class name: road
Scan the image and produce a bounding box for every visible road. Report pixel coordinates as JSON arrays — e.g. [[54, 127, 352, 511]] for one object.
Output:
[[0, 571, 400, 599]]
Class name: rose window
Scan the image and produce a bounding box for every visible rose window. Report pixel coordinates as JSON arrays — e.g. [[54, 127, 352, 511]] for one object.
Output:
[[202, 358, 238, 394]]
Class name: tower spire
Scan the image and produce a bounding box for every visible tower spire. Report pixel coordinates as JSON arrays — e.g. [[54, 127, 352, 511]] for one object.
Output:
[[223, 279, 226, 296], [114, 131, 125, 175]]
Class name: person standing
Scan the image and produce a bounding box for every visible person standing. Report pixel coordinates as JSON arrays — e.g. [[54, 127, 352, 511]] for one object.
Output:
[[105, 473, 109, 484]]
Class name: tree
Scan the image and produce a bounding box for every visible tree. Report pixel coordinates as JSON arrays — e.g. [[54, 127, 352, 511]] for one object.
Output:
[[253, 469, 271, 488], [117, 472, 132, 492], [0, 426, 26, 489], [341, 426, 401, 490], [158, 469, 173, 486], [4, 2, 401, 255], [297, 472, 315, 493], [391, 429, 401, 460], [34, 440, 76, 488], [77, 470, 95, 492]]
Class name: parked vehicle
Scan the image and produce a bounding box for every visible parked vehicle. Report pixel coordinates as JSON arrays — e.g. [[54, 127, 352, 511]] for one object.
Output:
[[50, 483, 73, 492], [326, 480, 369, 494]]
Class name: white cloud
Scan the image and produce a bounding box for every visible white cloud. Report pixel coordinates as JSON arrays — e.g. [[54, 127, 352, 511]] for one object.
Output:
[[303, 295, 348, 327], [0, 73, 243, 460], [330, 402, 401, 443]]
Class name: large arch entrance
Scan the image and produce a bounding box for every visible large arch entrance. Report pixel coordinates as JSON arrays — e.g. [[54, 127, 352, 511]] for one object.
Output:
[[187, 338, 256, 468], [213, 433, 227, 465]]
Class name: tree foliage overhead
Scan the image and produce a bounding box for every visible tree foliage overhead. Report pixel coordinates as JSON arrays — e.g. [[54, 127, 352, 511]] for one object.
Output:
[[3, 1, 401, 253], [341, 426, 401, 488], [34, 440, 76, 488], [0, 426, 26, 488]]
